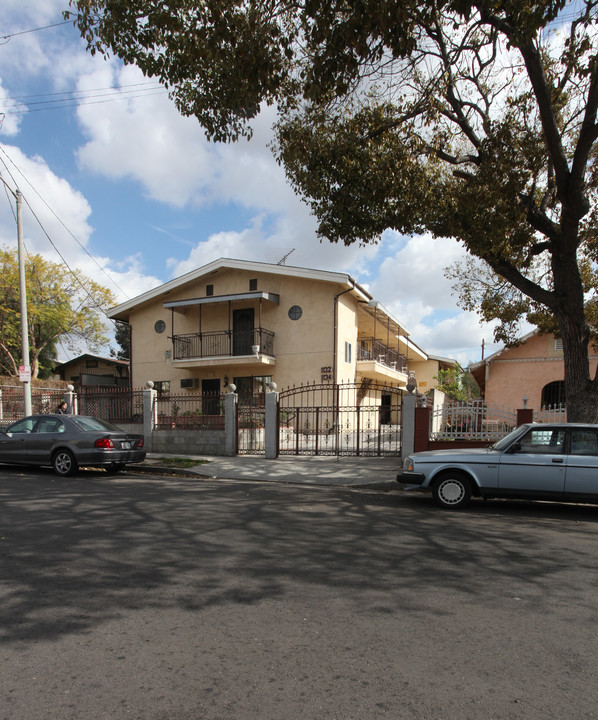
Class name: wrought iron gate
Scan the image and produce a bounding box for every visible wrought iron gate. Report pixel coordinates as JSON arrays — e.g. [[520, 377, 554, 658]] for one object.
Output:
[[237, 401, 266, 455], [278, 382, 403, 456]]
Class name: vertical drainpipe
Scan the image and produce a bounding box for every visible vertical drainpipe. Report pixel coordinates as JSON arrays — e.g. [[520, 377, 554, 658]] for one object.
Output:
[[259, 296, 263, 347], [333, 282, 355, 383], [228, 300, 232, 355], [171, 307, 175, 360], [127, 321, 132, 387]]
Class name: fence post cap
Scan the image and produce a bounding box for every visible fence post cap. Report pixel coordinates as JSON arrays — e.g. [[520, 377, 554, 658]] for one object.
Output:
[[145, 381, 154, 389]]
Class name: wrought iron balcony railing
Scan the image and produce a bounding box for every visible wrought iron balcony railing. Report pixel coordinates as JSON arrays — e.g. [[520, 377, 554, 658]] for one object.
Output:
[[357, 338, 408, 372], [172, 328, 274, 360]]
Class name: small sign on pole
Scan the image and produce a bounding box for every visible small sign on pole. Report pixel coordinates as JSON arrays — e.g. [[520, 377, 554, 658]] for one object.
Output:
[[19, 365, 31, 382]]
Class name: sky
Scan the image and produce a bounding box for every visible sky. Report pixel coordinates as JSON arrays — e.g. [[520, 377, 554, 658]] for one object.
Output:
[[0, 0, 504, 367]]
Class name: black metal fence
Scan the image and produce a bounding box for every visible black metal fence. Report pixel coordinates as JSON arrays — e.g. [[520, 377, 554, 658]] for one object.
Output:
[[0, 386, 67, 424], [278, 382, 403, 456], [79, 386, 145, 423], [155, 392, 226, 430]]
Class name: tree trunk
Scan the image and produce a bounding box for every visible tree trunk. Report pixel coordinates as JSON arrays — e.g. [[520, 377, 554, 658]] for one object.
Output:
[[553, 240, 598, 422]]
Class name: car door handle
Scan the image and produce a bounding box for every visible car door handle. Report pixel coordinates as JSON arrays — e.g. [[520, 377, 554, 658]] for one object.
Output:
[[552, 458, 564, 463]]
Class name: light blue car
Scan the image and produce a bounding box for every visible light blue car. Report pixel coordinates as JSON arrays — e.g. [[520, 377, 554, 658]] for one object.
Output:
[[397, 423, 598, 509]]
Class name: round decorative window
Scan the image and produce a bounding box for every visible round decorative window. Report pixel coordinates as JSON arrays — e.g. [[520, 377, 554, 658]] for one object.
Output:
[[154, 320, 166, 334], [288, 305, 303, 320]]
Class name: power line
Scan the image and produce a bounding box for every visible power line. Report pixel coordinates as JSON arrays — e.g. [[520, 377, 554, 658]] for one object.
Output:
[[6, 80, 163, 102], [0, 146, 131, 308], [1, 88, 168, 117], [0, 20, 71, 43]]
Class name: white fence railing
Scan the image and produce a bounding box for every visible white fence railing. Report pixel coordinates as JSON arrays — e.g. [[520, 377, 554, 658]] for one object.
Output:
[[534, 404, 568, 424], [430, 401, 517, 441]]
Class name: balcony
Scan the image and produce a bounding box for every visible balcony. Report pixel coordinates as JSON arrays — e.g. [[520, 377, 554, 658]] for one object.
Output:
[[172, 328, 275, 368], [357, 338, 408, 382]]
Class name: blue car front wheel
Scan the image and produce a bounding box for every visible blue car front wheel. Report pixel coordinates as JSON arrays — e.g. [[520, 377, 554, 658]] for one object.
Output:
[[432, 473, 472, 509]]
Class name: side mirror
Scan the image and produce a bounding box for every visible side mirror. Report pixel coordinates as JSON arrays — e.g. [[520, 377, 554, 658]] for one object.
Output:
[[507, 442, 522, 454]]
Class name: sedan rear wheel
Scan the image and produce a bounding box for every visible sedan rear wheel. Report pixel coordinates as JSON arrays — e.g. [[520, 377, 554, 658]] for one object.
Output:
[[432, 473, 472, 509], [52, 449, 78, 477]]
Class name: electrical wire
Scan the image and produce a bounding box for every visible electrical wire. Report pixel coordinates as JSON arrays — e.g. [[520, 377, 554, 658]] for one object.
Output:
[[1, 88, 168, 116], [0, 145, 130, 302], [0, 20, 70, 44], [0, 149, 130, 352]]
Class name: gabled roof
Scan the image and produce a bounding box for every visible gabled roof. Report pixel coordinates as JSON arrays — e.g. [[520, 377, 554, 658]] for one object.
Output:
[[469, 330, 539, 372], [54, 353, 130, 370], [108, 258, 372, 321], [108, 257, 416, 335]]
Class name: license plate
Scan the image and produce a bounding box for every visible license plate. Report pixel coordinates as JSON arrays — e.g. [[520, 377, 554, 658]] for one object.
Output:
[[121, 441, 132, 449]]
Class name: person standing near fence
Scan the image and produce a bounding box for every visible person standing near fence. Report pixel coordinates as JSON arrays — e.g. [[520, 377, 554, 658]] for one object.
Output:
[[54, 401, 68, 414]]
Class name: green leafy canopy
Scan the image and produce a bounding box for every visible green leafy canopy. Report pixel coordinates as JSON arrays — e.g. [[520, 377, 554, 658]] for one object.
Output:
[[0, 247, 117, 378]]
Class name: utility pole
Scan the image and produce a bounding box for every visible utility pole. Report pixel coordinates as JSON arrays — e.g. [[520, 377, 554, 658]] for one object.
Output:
[[1, 177, 32, 416]]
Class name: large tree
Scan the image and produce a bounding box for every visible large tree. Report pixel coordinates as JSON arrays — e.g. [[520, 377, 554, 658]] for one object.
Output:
[[67, 0, 598, 420], [0, 247, 116, 378]]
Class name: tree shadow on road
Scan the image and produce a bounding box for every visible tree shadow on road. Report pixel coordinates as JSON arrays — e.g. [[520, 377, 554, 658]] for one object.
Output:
[[2, 469, 597, 644]]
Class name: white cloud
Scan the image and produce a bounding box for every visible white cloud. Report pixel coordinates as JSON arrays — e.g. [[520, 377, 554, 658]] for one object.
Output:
[[0, 82, 22, 136], [0, 145, 159, 309], [0, 144, 92, 257]]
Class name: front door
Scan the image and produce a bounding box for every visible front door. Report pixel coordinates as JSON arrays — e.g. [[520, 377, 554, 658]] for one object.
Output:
[[233, 308, 254, 356], [202, 379, 221, 415], [379, 394, 392, 424]]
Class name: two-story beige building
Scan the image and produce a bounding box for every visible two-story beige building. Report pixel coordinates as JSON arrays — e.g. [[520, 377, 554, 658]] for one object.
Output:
[[108, 258, 452, 402]]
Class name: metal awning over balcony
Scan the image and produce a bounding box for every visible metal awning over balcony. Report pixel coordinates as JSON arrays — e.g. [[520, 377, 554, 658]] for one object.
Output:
[[163, 291, 280, 310]]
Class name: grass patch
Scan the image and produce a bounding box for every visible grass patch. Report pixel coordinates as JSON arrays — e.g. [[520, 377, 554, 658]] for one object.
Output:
[[157, 457, 207, 468]]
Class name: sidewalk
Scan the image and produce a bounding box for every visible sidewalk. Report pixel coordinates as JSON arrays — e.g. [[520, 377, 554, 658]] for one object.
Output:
[[142, 453, 400, 490]]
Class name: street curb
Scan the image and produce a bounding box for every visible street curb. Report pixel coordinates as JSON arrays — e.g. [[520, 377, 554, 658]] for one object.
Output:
[[130, 464, 212, 479], [128, 464, 398, 491]]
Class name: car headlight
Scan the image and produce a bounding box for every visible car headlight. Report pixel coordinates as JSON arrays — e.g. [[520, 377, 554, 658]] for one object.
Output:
[[403, 457, 414, 472]]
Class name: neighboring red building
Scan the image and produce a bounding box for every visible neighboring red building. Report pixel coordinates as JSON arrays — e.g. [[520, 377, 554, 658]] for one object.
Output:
[[469, 331, 598, 411]]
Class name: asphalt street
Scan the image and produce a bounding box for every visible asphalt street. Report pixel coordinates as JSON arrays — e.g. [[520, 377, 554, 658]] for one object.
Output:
[[2, 466, 598, 719]]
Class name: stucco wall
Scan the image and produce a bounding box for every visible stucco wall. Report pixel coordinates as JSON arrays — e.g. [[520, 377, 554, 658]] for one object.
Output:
[[482, 334, 598, 410], [128, 268, 345, 390]]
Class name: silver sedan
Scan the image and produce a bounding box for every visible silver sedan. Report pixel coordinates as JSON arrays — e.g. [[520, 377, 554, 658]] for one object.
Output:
[[397, 422, 598, 509], [0, 414, 146, 476]]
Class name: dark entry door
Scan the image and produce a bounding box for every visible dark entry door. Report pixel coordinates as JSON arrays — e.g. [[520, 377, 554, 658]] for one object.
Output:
[[202, 378, 221, 415], [233, 308, 254, 356], [380, 394, 392, 424]]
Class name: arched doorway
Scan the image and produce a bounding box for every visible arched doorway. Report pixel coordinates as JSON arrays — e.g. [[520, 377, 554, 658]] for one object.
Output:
[[541, 380, 566, 408]]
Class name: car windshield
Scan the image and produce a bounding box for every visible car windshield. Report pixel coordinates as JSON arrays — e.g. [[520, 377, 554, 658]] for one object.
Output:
[[69, 416, 123, 433], [490, 425, 531, 451]]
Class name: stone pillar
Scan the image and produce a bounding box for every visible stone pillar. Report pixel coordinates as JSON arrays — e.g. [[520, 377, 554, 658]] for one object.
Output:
[[402, 392, 417, 458], [224, 388, 238, 457], [65, 384, 76, 415], [143, 381, 157, 452], [265, 389, 279, 459]]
